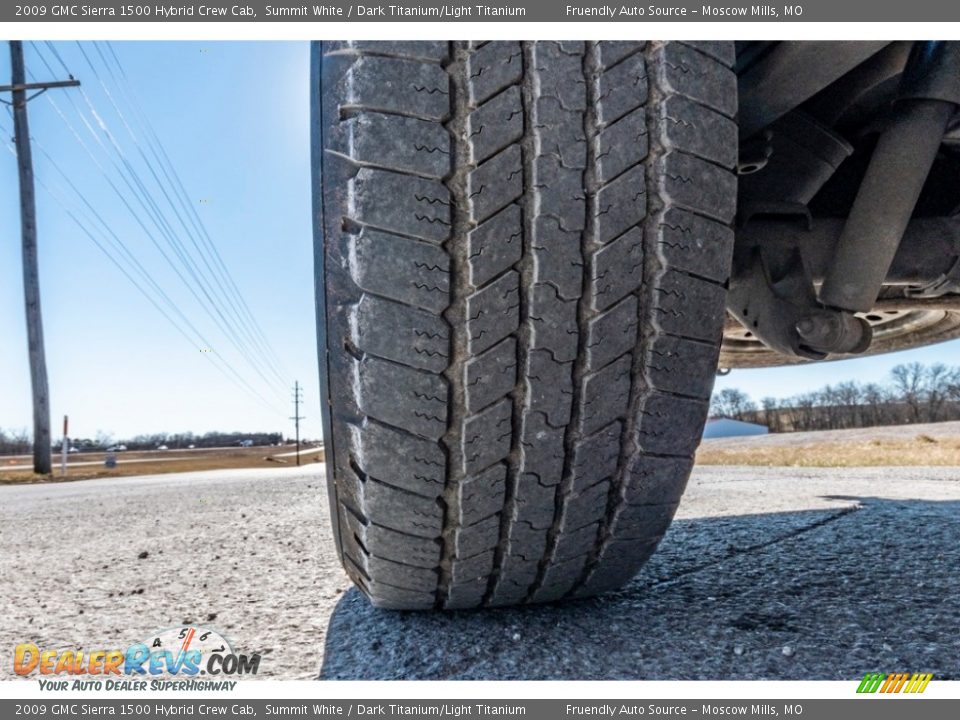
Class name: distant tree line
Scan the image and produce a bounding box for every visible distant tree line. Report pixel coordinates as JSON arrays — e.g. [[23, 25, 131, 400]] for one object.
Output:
[[0, 429, 289, 455], [0, 428, 31, 455], [710, 362, 960, 432]]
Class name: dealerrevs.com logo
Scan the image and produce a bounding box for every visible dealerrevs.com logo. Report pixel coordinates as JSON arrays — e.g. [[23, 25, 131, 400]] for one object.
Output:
[[14, 626, 260, 690]]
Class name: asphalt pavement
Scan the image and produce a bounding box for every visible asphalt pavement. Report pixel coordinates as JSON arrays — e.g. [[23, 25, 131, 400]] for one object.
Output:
[[1, 464, 958, 680]]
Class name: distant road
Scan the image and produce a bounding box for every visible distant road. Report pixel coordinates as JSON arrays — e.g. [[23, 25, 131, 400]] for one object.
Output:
[[0, 444, 323, 472]]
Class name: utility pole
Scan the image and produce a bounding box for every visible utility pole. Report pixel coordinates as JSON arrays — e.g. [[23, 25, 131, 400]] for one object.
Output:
[[290, 381, 304, 466], [1, 42, 79, 475]]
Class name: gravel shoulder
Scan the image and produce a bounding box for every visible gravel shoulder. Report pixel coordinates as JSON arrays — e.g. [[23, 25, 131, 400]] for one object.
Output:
[[1, 464, 958, 680]]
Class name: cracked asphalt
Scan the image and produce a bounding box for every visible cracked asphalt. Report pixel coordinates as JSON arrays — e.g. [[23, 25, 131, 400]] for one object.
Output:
[[1, 464, 958, 680]]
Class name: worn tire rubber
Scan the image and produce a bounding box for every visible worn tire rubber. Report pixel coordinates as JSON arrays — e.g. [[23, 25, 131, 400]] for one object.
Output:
[[312, 41, 738, 609]]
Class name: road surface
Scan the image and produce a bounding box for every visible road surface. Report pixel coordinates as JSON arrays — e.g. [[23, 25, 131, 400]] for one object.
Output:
[[1, 464, 957, 679]]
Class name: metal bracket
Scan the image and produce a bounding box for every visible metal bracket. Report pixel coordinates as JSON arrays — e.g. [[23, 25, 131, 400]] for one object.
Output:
[[727, 242, 828, 360], [905, 256, 960, 298]]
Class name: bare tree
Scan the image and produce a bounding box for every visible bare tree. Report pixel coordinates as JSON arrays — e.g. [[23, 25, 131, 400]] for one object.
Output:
[[710, 388, 757, 420]]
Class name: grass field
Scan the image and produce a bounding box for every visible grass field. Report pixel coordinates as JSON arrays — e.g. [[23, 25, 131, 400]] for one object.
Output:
[[0, 444, 325, 484], [696, 421, 960, 467]]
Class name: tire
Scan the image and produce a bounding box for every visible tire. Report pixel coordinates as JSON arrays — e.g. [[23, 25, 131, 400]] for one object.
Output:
[[313, 41, 738, 609]]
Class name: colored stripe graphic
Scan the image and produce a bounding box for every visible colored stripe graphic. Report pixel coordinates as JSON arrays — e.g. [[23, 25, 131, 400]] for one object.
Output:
[[857, 672, 885, 693], [857, 672, 932, 693]]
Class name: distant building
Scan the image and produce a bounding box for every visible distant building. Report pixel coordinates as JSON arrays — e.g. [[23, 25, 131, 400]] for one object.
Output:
[[702, 417, 770, 439]]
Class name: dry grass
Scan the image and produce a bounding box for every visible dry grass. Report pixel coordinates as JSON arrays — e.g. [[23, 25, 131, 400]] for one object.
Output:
[[0, 446, 325, 484], [697, 434, 960, 467]]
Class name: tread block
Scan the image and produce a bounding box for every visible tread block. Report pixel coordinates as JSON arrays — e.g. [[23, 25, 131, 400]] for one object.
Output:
[[525, 349, 573, 427], [518, 411, 566, 487], [575, 538, 659, 596], [352, 168, 451, 243], [597, 41, 645, 70], [325, 41, 450, 63], [467, 205, 523, 288], [353, 553, 439, 592], [356, 356, 448, 440], [561, 482, 610, 532], [658, 208, 733, 284], [344, 514, 442, 568], [553, 521, 601, 561], [465, 270, 520, 354], [594, 164, 647, 245], [462, 398, 512, 475], [468, 144, 523, 224], [363, 579, 436, 610], [584, 295, 639, 372], [330, 112, 451, 179], [655, 43, 737, 119], [597, 53, 648, 128], [338, 56, 451, 121], [464, 337, 517, 413], [468, 85, 523, 164], [354, 294, 449, 372], [579, 354, 632, 435], [467, 41, 523, 106], [647, 335, 720, 400], [529, 283, 579, 363], [571, 421, 622, 494], [531, 555, 589, 602], [359, 475, 443, 539], [458, 463, 507, 526], [532, 42, 587, 115], [612, 502, 677, 542], [637, 391, 709, 456], [451, 550, 495, 584], [596, 107, 649, 185], [531, 217, 584, 301], [355, 420, 446, 496], [590, 226, 643, 312], [623, 454, 693, 507], [453, 515, 501, 559], [350, 229, 450, 312], [489, 569, 535, 606], [445, 580, 487, 609], [534, 155, 587, 231], [680, 41, 735, 68], [653, 269, 727, 343], [514, 472, 561, 529], [495, 512, 551, 596], [660, 95, 738, 170]]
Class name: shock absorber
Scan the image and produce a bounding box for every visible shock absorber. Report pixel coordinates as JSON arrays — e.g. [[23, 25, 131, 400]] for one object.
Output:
[[798, 41, 960, 354]]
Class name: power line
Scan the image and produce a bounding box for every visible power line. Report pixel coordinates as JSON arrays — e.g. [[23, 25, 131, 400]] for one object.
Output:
[[26, 42, 288, 401], [30, 41, 285, 398], [0, 121, 288, 419], [73, 41, 288, 386], [96, 41, 290, 381]]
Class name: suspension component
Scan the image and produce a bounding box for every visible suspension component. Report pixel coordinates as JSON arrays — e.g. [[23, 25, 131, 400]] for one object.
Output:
[[819, 41, 960, 315]]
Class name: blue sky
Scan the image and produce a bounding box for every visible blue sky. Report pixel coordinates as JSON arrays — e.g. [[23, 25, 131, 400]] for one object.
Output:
[[0, 41, 957, 441], [0, 41, 316, 440]]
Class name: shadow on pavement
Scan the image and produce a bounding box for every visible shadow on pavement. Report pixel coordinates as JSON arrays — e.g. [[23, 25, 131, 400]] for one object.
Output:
[[319, 496, 960, 680]]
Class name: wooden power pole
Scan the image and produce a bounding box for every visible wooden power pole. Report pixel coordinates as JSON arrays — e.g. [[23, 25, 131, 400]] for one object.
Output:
[[1, 41, 79, 474]]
